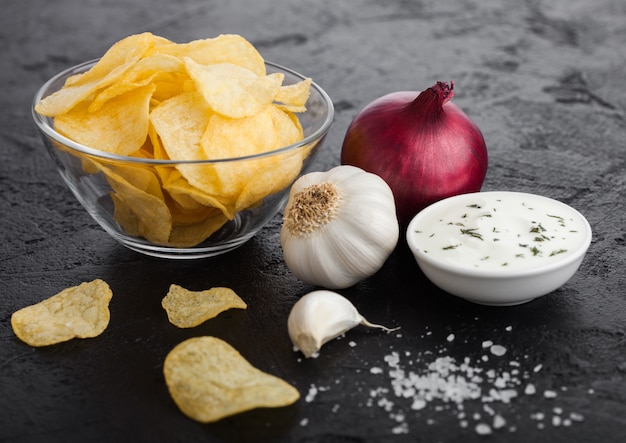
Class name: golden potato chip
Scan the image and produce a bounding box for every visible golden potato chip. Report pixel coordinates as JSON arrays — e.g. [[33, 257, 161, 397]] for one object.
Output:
[[36, 33, 170, 117], [162, 285, 246, 328], [148, 34, 266, 77], [11, 280, 113, 347], [168, 213, 230, 246], [88, 54, 186, 112], [163, 336, 300, 422], [200, 105, 304, 205], [54, 83, 155, 156], [95, 162, 172, 244], [184, 59, 283, 118], [276, 78, 312, 108], [150, 91, 211, 161]]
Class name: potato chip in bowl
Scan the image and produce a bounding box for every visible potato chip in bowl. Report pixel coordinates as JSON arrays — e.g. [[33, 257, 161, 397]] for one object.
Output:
[[32, 33, 334, 258]]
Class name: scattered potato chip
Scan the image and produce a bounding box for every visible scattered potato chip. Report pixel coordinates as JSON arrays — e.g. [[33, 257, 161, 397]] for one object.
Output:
[[163, 336, 300, 422], [35, 32, 314, 247], [11, 279, 113, 347], [162, 285, 246, 328]]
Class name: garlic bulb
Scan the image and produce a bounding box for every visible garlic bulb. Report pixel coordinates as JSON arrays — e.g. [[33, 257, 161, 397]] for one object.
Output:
[[288, 290, 398, 358], [280, 165, 399, 289]]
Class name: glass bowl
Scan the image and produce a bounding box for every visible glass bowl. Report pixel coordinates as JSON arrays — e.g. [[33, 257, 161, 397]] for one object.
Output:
[[32, 59, 334, 259], [406, 191, 592, 306]]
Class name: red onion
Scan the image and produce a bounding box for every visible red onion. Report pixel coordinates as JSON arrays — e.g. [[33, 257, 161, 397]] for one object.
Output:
[[340, 81, 488, 226]]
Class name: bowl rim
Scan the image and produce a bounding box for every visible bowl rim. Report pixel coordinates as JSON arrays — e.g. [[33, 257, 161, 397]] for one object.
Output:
[[406, 191, 593, 279], [31, 59, 334, 165]]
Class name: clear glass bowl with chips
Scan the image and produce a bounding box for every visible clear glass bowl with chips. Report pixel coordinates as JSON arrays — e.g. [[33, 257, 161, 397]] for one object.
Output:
[[32, 58, 334, 259]]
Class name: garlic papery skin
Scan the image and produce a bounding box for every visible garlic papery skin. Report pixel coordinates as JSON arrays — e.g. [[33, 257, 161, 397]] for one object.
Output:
[[280, 165, 399, 289], [287, 290, 398, 358]]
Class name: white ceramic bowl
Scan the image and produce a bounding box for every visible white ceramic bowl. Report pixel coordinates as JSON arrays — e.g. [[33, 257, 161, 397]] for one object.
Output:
[[406, 191, 592, 306]]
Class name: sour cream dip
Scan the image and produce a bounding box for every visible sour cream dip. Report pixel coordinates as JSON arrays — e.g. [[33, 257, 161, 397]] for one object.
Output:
[[408, 191, 590, 272]]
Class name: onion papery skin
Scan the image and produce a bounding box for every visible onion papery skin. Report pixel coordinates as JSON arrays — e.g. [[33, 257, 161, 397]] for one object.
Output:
[[340, 83, 488, 227]]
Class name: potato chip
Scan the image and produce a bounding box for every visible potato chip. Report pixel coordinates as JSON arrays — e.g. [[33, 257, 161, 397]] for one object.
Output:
[[163, 336, 300, 422], [95, 162, 172, 244], [150, 91, 211, 161], [148, 34, 266, 77], [201, 105, 304, 204], [36, 33, 170, 117], [11, 279, 113, 347], [168, 213, 230, 247], [88, 54, 186, 112], [54, 84, 155, 156], [184, 59, 283, 118], [276, 78, 312, 108], [162, 285, 246, 328]]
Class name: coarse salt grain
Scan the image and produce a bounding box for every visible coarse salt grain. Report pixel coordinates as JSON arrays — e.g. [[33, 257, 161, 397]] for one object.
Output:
[[490, 345, 507, 356], [475, 423, 492, 435], [544, 390, 558, 399]]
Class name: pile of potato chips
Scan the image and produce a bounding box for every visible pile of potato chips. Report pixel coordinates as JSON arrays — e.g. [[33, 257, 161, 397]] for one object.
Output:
[[36, 33, 314, 247]]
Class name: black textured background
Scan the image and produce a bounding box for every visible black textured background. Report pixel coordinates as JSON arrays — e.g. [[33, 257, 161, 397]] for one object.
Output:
[[1, 1, 625, 442]]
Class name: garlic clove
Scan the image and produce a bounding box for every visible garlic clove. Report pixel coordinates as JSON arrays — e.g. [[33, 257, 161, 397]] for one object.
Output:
[[287, 290, 399, 358]]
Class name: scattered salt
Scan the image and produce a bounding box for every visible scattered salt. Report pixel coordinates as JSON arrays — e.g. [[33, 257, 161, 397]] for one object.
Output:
[[348, 341, 357, 348], [299, 326, 589, 437]]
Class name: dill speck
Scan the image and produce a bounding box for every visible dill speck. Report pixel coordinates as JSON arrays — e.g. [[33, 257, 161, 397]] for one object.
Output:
[[550, 249, 568, 256], [548, 214, 566, 227], [460, 228, 483, 240], [467, 204, 481, 208], [501, 262, 509, 267], [443, 244, 460, 250], [530, 223, 547, 234], [530, 246, 541, 256]]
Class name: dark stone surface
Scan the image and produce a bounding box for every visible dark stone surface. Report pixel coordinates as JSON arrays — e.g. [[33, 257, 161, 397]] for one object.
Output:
[[1, 1, 625, 442]]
